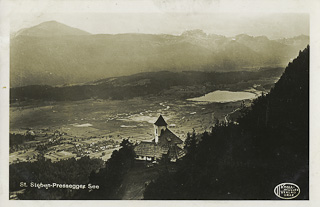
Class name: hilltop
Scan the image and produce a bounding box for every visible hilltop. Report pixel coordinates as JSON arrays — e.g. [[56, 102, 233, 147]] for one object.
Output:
[[12, 21, 91, 37]]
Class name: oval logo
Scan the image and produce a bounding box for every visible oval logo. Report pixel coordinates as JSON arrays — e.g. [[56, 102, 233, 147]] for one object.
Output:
[[274, 183, 300, 199]]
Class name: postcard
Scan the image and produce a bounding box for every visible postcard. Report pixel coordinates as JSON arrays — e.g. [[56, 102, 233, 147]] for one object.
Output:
[[1, 0, 319, 206]]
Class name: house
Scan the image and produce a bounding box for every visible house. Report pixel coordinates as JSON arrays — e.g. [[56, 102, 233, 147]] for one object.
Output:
[[134, 115, 185, 162]]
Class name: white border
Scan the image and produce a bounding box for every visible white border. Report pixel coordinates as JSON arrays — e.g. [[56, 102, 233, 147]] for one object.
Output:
[[1, 0, 320, 207]]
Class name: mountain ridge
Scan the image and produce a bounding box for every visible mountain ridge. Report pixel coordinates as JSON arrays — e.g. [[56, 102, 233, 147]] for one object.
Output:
[[10, 21, 309, 87]]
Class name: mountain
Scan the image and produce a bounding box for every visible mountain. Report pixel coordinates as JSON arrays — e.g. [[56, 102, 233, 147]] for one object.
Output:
[[144, 46, 309, 200], [13, 21, 91, 37], [275, 35, 310, 52], [10, 22, 309, 87], [234, 34, 297, 64]]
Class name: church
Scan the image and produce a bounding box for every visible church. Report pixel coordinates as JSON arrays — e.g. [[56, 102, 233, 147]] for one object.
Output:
[[134, 115, 185, 162]]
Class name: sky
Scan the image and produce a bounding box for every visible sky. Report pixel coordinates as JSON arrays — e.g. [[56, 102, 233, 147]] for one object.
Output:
[[11, 12, 309, 39], [7, 0, 310, 39]]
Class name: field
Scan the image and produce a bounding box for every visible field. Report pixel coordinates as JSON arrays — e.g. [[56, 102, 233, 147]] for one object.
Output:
[[10, 97, 248, 140], [9, 148, 39, 163]]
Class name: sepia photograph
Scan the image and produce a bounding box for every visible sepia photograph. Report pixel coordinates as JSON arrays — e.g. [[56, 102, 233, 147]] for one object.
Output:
[[1, 0, 319, 205]]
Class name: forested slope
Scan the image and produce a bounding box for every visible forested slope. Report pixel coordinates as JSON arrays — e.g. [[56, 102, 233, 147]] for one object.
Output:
[[144, 46, 309, 199]]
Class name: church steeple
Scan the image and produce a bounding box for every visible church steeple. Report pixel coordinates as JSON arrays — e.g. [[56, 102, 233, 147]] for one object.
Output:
[[154, 115, 167, 143], [154, 115, 167, 127]]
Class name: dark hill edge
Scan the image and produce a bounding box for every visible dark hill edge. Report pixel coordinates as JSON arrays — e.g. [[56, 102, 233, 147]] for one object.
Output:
[[10, 69, 284, 103], [143, 46, 309, 199]]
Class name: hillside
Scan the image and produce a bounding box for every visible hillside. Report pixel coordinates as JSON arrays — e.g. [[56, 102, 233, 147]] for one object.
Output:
[[144, 46, 309, 199], [10, 21, 309, 87], [10, 68, 284, 102]]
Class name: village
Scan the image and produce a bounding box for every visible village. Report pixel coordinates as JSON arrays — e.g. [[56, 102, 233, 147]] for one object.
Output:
[[9, 128, 122, 164], [9, 114, 189, 166]]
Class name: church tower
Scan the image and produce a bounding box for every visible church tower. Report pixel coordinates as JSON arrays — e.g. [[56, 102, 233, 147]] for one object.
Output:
[[154, 115, 167, 143]]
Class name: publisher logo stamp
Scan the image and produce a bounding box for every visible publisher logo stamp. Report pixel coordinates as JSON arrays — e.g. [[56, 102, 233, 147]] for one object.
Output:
[[274, 183, 300, 199]]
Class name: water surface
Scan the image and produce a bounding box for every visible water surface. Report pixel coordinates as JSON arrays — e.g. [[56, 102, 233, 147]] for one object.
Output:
[[188, 90, 257, 103]]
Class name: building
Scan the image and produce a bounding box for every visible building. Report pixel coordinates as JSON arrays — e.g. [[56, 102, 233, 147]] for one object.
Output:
[[134, 115, 185, 162]]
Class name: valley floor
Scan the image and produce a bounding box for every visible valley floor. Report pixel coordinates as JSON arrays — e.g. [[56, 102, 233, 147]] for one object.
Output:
[[10, 96, 252, 164]]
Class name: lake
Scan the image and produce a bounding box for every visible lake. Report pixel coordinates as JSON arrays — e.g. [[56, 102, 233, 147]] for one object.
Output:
[[187, 90, 257, 103]]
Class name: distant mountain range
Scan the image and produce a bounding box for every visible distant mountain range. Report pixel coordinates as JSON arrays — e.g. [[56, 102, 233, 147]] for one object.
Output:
[[10, 21, 309, 87]]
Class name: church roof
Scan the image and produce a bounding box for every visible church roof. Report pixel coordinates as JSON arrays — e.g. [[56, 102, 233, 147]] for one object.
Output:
[[134, 140, 185, 160], [134, 141, 168, 158], [158, 128, 183, 145], [154, 115, 168, 126]]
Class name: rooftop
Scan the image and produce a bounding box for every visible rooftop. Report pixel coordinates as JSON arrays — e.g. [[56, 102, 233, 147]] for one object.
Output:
[[154, 115, 168, 126], [134, 141, 168, 158], [157, 128, 183, 145]]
